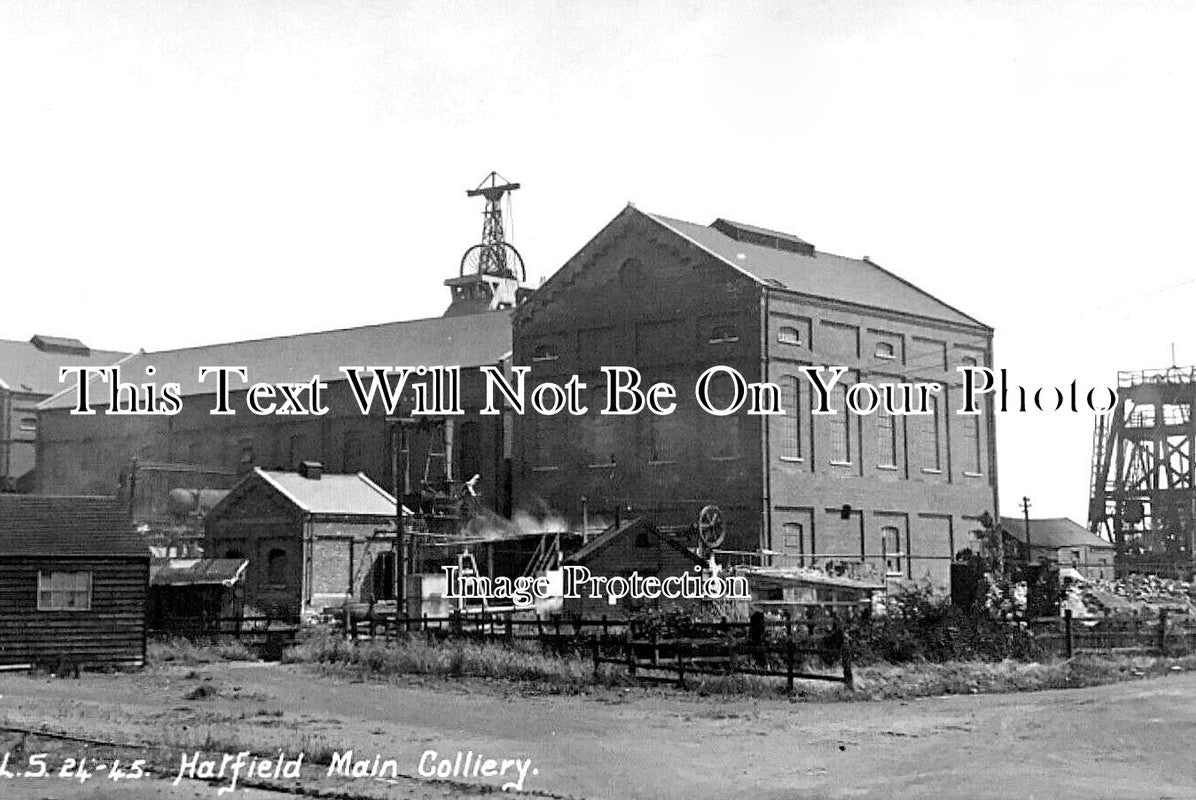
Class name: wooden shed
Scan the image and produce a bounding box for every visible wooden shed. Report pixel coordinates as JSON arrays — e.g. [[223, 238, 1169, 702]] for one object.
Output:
[[562, 518, 707, 620], [0, 495, 149, 669]]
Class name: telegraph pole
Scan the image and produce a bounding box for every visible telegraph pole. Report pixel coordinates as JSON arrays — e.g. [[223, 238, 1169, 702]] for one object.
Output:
[[1021, 496, 1033, 564], [389, 418, 411, 618]]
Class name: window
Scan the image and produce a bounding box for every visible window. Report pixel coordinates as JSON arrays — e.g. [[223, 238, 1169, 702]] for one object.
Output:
[[585, 385, 617, 466], [829, 384, 851, 464], [647, 412, 682, 464], [778, 326, 801, 345], [532, 418, 559, 469], [961, 355, 979, 367], [267, 548, 288, 586], [919, 395, 941, 471], [881, 527, 904, 577], [372, 552, 396, 600], [875, 341, 896, 360], [876, 411, 898, 468], [239, 438, 255, 467], [619, 258, 646, 287], [708, 326, 740, 345], [19, 416, 37, 433], [706, 373, 741, 459], [1070, 549, 1081, 564], [962, 414, 982, 474], [778, 375, 802, 459], [781, 522, 805, 564], [38, 571, 92, 611], [532, 343, 558, 362], [342, 431, 363, 472]]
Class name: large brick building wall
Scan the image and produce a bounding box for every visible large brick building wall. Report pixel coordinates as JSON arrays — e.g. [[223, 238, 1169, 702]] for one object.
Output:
[[36, 311, 517, 519], [512, 206, 998, 587]]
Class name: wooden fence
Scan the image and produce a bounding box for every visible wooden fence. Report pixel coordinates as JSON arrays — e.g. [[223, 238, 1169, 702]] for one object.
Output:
[[1029, 609, 1196, 658], [345, 606, 857, 689]]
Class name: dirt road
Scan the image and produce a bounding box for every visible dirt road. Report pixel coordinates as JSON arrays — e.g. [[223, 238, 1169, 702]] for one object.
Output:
[[2, 663, 1195, 799]]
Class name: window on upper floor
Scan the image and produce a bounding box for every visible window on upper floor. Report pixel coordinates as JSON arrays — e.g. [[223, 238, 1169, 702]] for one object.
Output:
[[778, 326, 801, 345], [877, 411, 898, 468], [19, 416, 37, 433], [875, 341, 896, 360], [778, 375, 802, 460], [829, 384, 852, 464], [532, 343, 558, 362], [708, 326, 740, 345]]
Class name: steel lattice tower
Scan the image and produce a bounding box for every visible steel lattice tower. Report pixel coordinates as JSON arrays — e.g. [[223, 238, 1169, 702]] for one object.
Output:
[[1089, 366, 1196, 577]]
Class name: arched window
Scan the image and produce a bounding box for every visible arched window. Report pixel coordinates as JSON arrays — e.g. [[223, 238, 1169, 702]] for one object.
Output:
[[778, 375, 801, 459], [708, 326, 740, 345], [267, 548, 288, 586], [875, 341, 896, 359], [778, 326, 801, 345]]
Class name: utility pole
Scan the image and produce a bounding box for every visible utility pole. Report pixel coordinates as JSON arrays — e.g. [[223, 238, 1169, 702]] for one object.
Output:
[[1021, 496, 1033, 564], [389, 418, 411, 618]]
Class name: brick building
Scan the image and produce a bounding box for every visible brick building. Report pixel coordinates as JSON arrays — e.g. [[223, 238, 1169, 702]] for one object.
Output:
[[204, 464, 399, 618], [0, 335, 125, 492], [513, 206, 997, 587], [36, 310, 517, 520]]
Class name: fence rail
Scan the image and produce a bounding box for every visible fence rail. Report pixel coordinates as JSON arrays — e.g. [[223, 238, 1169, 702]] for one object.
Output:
[[1029, 609, 1196, 658], [344, 608, 855, 689]]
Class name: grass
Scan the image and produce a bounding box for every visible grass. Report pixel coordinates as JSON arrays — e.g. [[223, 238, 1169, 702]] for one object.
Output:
[[148, 636, 258, 665], [280, 629, 1196, 701]]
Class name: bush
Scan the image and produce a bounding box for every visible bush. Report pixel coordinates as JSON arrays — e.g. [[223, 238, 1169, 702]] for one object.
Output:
[[850, 584, 1045, 665], [148, 636, 257, 665]]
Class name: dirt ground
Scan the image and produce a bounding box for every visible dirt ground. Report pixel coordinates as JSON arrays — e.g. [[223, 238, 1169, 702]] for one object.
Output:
[[2, 662, 1195, 800]]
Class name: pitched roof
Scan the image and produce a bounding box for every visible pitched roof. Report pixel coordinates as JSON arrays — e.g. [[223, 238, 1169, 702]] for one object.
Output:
[[150, 558, 248, 587], [565, 517, 705, 566], [0, 336, 127, 396], [39, 311, 513, 410], [643, 211, 988, 329], [251, 468, 397, 517], [0, 495, 148, 558], [999, 517, 1114, 550]]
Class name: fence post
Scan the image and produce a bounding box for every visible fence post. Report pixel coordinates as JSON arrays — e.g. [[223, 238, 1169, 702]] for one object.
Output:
[[1159, 609, 1169, 657], [841, 633, 854, 690], [1064, 609, 1074, 659], [786, 640, 795, 693], [506, 614, 514, 642], [676, 645, 687, 690], [626, 633, 636, 677], [651, 629, 659, 667], [592, 637, 601, 680]]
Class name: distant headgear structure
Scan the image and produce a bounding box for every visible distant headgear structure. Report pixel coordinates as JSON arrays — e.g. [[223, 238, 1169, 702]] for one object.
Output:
[[444, 171, 532, 317], [1089, 364, 1196, 577]]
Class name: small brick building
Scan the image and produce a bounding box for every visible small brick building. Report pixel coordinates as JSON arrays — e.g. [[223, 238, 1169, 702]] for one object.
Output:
[[204, 464, 398, 619], [0, 495, 149, 669]]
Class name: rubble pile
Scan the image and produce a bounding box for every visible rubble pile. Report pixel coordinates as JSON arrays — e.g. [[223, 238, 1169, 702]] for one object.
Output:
[[1061, 573, 1196, 618]]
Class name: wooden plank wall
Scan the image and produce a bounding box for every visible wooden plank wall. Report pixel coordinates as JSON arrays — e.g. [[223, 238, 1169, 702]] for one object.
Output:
[[0, 557, 148, 667]]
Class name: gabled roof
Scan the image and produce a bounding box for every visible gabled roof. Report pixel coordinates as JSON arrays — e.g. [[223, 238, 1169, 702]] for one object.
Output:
[[565, 517, 705, 566], [220, 468, 398, 518], [0, 495, 148, 558], [39, 311, 513, 410], [643, 210, 988, 330], [0, 336, 127, 396], [999, 517, 1114, 550]]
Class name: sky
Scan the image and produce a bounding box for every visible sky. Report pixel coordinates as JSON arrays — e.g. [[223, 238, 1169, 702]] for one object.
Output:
[[2, 1, 1193, 524]]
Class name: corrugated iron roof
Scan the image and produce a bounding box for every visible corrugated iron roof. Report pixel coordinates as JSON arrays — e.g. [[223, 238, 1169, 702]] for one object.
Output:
[[254, 468, 398, 517], [150, 558, 248, 587], [643, 211, 988, 329], [39, 310, 513, 410], [0, 337, 127, 396], [1000, 517, 1114, 550], [0, 495, 148, 558]]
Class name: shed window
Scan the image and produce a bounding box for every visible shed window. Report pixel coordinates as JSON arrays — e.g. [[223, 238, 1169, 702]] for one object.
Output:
[[38, 571, 92, 611], [267, 548, 288, 586]]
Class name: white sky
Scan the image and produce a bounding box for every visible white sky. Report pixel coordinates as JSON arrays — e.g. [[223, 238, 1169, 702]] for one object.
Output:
[[2, 1, 1193, 524]]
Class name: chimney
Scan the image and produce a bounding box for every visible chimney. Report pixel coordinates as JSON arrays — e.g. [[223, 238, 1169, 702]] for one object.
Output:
[[299, 461, 323, 480]]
